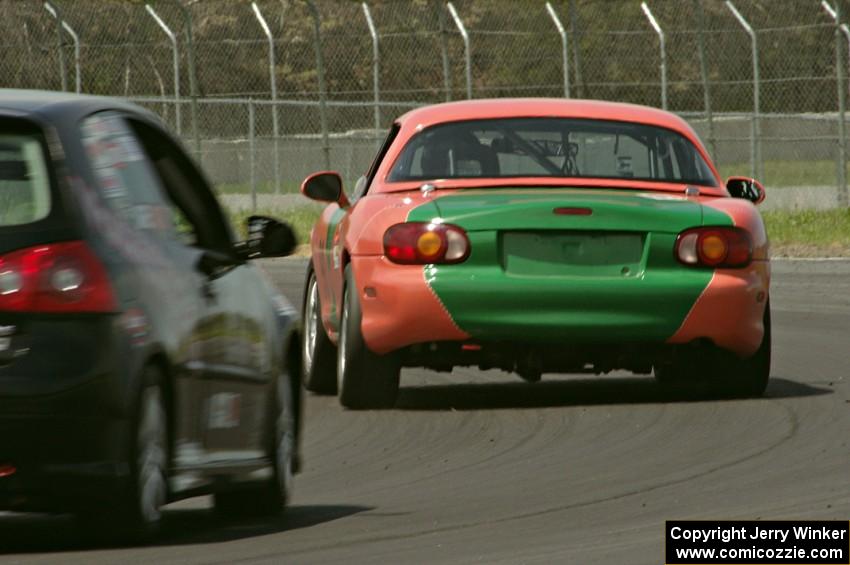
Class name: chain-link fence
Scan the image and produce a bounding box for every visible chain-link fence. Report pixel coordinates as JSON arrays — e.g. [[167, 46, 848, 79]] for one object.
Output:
[[2, 0, 850, 210]]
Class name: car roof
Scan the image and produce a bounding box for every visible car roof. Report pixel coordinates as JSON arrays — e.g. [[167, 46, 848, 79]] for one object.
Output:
[[0, 89, 156, 124], [396, 98, 698, 139]]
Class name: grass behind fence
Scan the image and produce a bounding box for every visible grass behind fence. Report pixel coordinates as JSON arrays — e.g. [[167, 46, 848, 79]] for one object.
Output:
[[718, 160, 850, 189], [764, 209, 850, 256], [226, 206, 321, 245]]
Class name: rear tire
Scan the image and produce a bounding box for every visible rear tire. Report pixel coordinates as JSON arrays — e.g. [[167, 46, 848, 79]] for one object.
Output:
[[302, 264, 337, 395], [654, 304, 771, 398], [337, 264, 400, 409], [83, 367, 169, 540], [711, 305, 771, 398], [215, 367, 295, 517]]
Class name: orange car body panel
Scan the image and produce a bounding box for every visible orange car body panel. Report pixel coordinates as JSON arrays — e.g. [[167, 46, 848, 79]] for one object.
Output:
[[667, 197, 770, 357]]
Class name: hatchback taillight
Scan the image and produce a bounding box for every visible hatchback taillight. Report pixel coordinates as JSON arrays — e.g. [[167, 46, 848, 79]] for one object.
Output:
[[675, 227, 752, 268], [0, 241, 117, 313], [383, 222, 470, 265]]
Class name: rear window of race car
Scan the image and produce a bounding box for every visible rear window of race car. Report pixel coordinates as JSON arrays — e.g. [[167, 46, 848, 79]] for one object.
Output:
[[0, 126, 51, 227], [388, 117, 716, 186]]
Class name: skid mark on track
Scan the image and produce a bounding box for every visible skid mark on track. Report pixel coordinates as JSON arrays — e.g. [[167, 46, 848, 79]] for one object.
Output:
[[226, 399, 799, 563]]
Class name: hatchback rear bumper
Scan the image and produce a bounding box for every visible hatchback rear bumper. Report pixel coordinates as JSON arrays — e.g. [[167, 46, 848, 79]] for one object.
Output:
[[0, 315, 135, 512], [0, 371, 131, 512], [0, 413, 129, 512]]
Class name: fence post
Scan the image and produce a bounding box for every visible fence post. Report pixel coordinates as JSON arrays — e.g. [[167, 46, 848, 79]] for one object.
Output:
[[695, 0, 716, 159], [251, 2, 280, 196], [44, 1, 68, 92], [822, 0, 849, 206], [362, 3, 381, 139], [821, 1, 850, 90], [174, 1, 200, 156], [146, 4, 181, 134], [568, 0, 584, 98], [438, 1, 453, 101], [545, 2, 570, 98], [60, 12, 80, 93], [446, 2, 471, 99], [726, 1, 760, 180], [306, 0, 331, 170], [836, 2, 848, 206], [641, 2, 666, 110], [249, 100, 257, 213]]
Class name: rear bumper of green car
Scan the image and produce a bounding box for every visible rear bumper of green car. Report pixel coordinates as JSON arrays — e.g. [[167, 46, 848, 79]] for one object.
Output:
[[354, 249, 766, 363], [354, 188, 768, 365]]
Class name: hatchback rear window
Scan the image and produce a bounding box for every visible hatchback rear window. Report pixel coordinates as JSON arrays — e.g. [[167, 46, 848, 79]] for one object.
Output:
[[0, 133, 51, 227]]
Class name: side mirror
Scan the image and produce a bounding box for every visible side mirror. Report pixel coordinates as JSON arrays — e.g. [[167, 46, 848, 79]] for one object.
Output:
[[237, 215, 297, 260], [301, 171, 350, 208], [726, 176, 765, 205]]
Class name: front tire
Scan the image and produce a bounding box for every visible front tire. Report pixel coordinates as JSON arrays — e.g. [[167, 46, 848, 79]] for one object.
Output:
[[337, 265, 400, 409], [302, 264, 337, 395]]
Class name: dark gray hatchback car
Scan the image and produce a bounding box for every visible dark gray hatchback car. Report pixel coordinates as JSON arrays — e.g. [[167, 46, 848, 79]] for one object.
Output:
[[0, 90, 302, 536]]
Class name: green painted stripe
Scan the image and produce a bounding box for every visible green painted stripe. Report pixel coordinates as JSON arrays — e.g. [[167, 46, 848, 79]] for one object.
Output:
[[407, 188, 734, 343]]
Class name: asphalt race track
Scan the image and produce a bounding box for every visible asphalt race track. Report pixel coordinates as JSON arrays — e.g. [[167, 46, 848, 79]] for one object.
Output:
[[1, 258, 848, 564]]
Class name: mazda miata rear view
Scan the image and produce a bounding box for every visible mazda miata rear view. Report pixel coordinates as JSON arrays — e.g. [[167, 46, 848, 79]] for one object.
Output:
[[301, 99, 770, 409]]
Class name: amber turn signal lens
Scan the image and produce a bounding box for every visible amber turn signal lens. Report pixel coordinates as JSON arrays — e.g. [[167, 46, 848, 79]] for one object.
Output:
[[674, 227, 752, 269], [700, 234, 728, 263], [384, 222, 470, 265], [416, 231, 443, 258]]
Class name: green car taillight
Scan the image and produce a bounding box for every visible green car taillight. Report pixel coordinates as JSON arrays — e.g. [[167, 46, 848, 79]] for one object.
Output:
[[675, 227, 752, 268], [384, 222, 470, 265]]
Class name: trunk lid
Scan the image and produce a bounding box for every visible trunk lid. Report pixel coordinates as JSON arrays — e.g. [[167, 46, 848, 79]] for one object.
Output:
[[426, 188, 704, 278], [429, 188, 703, 234]]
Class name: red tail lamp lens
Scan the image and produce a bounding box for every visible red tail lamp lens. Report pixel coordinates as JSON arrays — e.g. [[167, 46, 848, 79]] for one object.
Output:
[[675, 227, 752, 268], [0, 241, 117, 313], [384, 223, 470, 265]]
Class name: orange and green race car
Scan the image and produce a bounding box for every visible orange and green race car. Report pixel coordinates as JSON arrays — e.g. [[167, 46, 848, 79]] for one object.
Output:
[[300, 99, 770, 409]]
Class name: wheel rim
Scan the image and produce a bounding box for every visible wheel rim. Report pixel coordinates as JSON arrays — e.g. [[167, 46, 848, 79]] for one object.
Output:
[[276, 376, 295, 501], [138, 387, 167, 525], [303, 276, 319, 375], [337, 296, 349, 393]]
